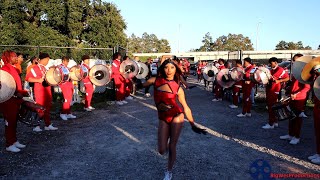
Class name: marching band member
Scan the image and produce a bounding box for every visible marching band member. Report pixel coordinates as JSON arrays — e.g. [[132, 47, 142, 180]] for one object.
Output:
[[229, 60, 243, 109], [81, 55, 95, 111], [196, 60, 204, 83], [59, 56, 77, 120], [13, 53, 24, 76], [112, 52, 127, 106], [123, 55, 134, 100], [0, 50, 28, 152], [309, 64, 320, 164], [280, 54, 310, 144], [144, 57, 153, 97], [25, 53, 58, 132], [237, 57, 255, 117], [142, 59, 206, 180], [262, 57, 289, 129], [212, 59, 226, 102]]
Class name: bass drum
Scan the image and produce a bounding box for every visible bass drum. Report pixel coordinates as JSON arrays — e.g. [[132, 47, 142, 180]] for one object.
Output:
[[45, 65, 70, 85], [69, 65, 89, 81], [0, 70, 16, 103]]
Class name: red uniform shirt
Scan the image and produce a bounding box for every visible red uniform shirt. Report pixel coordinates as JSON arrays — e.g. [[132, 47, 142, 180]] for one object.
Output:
[[267, 66, 289, 93], [289, 77, 310, 100], [111, 59, 121, 78], [243, 64, 254, 81], [154, 78, 183, 123], [81, 63, 91, 84]]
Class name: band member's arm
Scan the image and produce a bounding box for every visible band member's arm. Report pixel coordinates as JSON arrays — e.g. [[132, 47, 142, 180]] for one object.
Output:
[[25, 68, 44, 83], [274, 77, 289, 84], [291, 83, 311, 100], [142, 77, 156, 87], [160, 55, 172, 65]]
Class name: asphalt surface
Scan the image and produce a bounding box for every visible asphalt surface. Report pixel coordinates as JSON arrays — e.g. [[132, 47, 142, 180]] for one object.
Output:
[[1, 76, 320, 179]]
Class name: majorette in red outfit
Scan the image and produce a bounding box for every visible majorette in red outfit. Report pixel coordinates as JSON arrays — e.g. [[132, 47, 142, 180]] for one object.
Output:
[[81, 55, 95, 111], [142, 59, 206, 179], [59, 57, 77, 120], [212, 59, 226, 101], [262, 57, 289, 129], [237, 57, 255, 117], [0, 50, 28, 152], [111, 52, 127, 106], [229, 60, 244, 108], [25, 53, 58, 132]]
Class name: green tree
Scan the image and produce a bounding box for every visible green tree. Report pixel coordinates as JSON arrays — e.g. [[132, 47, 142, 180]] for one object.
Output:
[[195, 33, 253, 52], [275, 40, 311, 50], [0, 0, 127, 61], [127, 32, 171, 53]]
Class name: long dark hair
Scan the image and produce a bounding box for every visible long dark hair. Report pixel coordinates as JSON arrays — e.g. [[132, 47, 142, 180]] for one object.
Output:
[[157, 59, 182, 83]]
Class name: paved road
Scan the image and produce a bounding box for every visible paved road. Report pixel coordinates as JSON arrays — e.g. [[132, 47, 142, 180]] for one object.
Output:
[[1, 76, 320, 179]]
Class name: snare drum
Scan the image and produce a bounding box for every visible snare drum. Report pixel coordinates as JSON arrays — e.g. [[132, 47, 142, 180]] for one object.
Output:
[[271, 98, 296, 121], [45, 65, 70, 85], [69, 65, 89, 81], [17, 101, 45, 126]]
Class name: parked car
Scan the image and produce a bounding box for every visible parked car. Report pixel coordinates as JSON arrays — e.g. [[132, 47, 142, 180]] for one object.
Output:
[[151, 59, 159, 76]]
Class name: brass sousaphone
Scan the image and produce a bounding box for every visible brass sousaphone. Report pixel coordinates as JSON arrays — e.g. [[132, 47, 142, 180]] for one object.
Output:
[[216, 69, 235, 88], [292, 56, 314, 84], [136, 62, 149, 79], [202, 63, 219, 82], [120, 59, 139, 79], [89, 64, 111, 86], [0, 70, 16, 103]]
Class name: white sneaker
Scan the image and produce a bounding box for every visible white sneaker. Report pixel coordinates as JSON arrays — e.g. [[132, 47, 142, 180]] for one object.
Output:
[[84, 107, 92, 112], [88, 106, 95, 110], [308, 154, 320, 160], [126, 96, 133, 100], [145, 93, 151, 97], [45, 124, 58, 131], [311, 157, 320, 164], [299, 112, 308, 118], [14, 141, 26, 149], [6, 145, 21, 153], [229, 104, 238, 109], [116, 101, 123, 106], [289, 137, 300, 145], [237, 113, 246, 117], [274, 123, 279, 127], [122, 100, 128, 104], [163, 170, 172, 180], [33, 126, 43, 132], [67, 114, 76, 119], [280, 135, 293, 140], [246, 113, 252, 117], [262, 124, 274, 129], [212, 98, 222, 102], [60, 114, 68, 121]]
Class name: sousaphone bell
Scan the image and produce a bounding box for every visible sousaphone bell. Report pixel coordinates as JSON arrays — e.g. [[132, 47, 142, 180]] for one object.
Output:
[[202, 64, 218, 82], [89, 64, 111, 86], [250, 67, 271, 85], [136, 62, 149, 79], [216, 69, 235, 88], [229, 67, 244, 81], [120, 60, 139, 79], [301, 56, 320, 83], [292, 56, 314, 84], [0, 70, 16, 103]]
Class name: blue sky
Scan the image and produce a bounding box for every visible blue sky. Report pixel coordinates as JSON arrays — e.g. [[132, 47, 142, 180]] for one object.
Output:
[[110, 0, 319, 53]]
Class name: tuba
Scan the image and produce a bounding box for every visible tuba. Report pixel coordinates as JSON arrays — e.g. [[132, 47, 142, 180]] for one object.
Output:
[[120, 59, 139, 79], [202, 63, 219, 82]]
